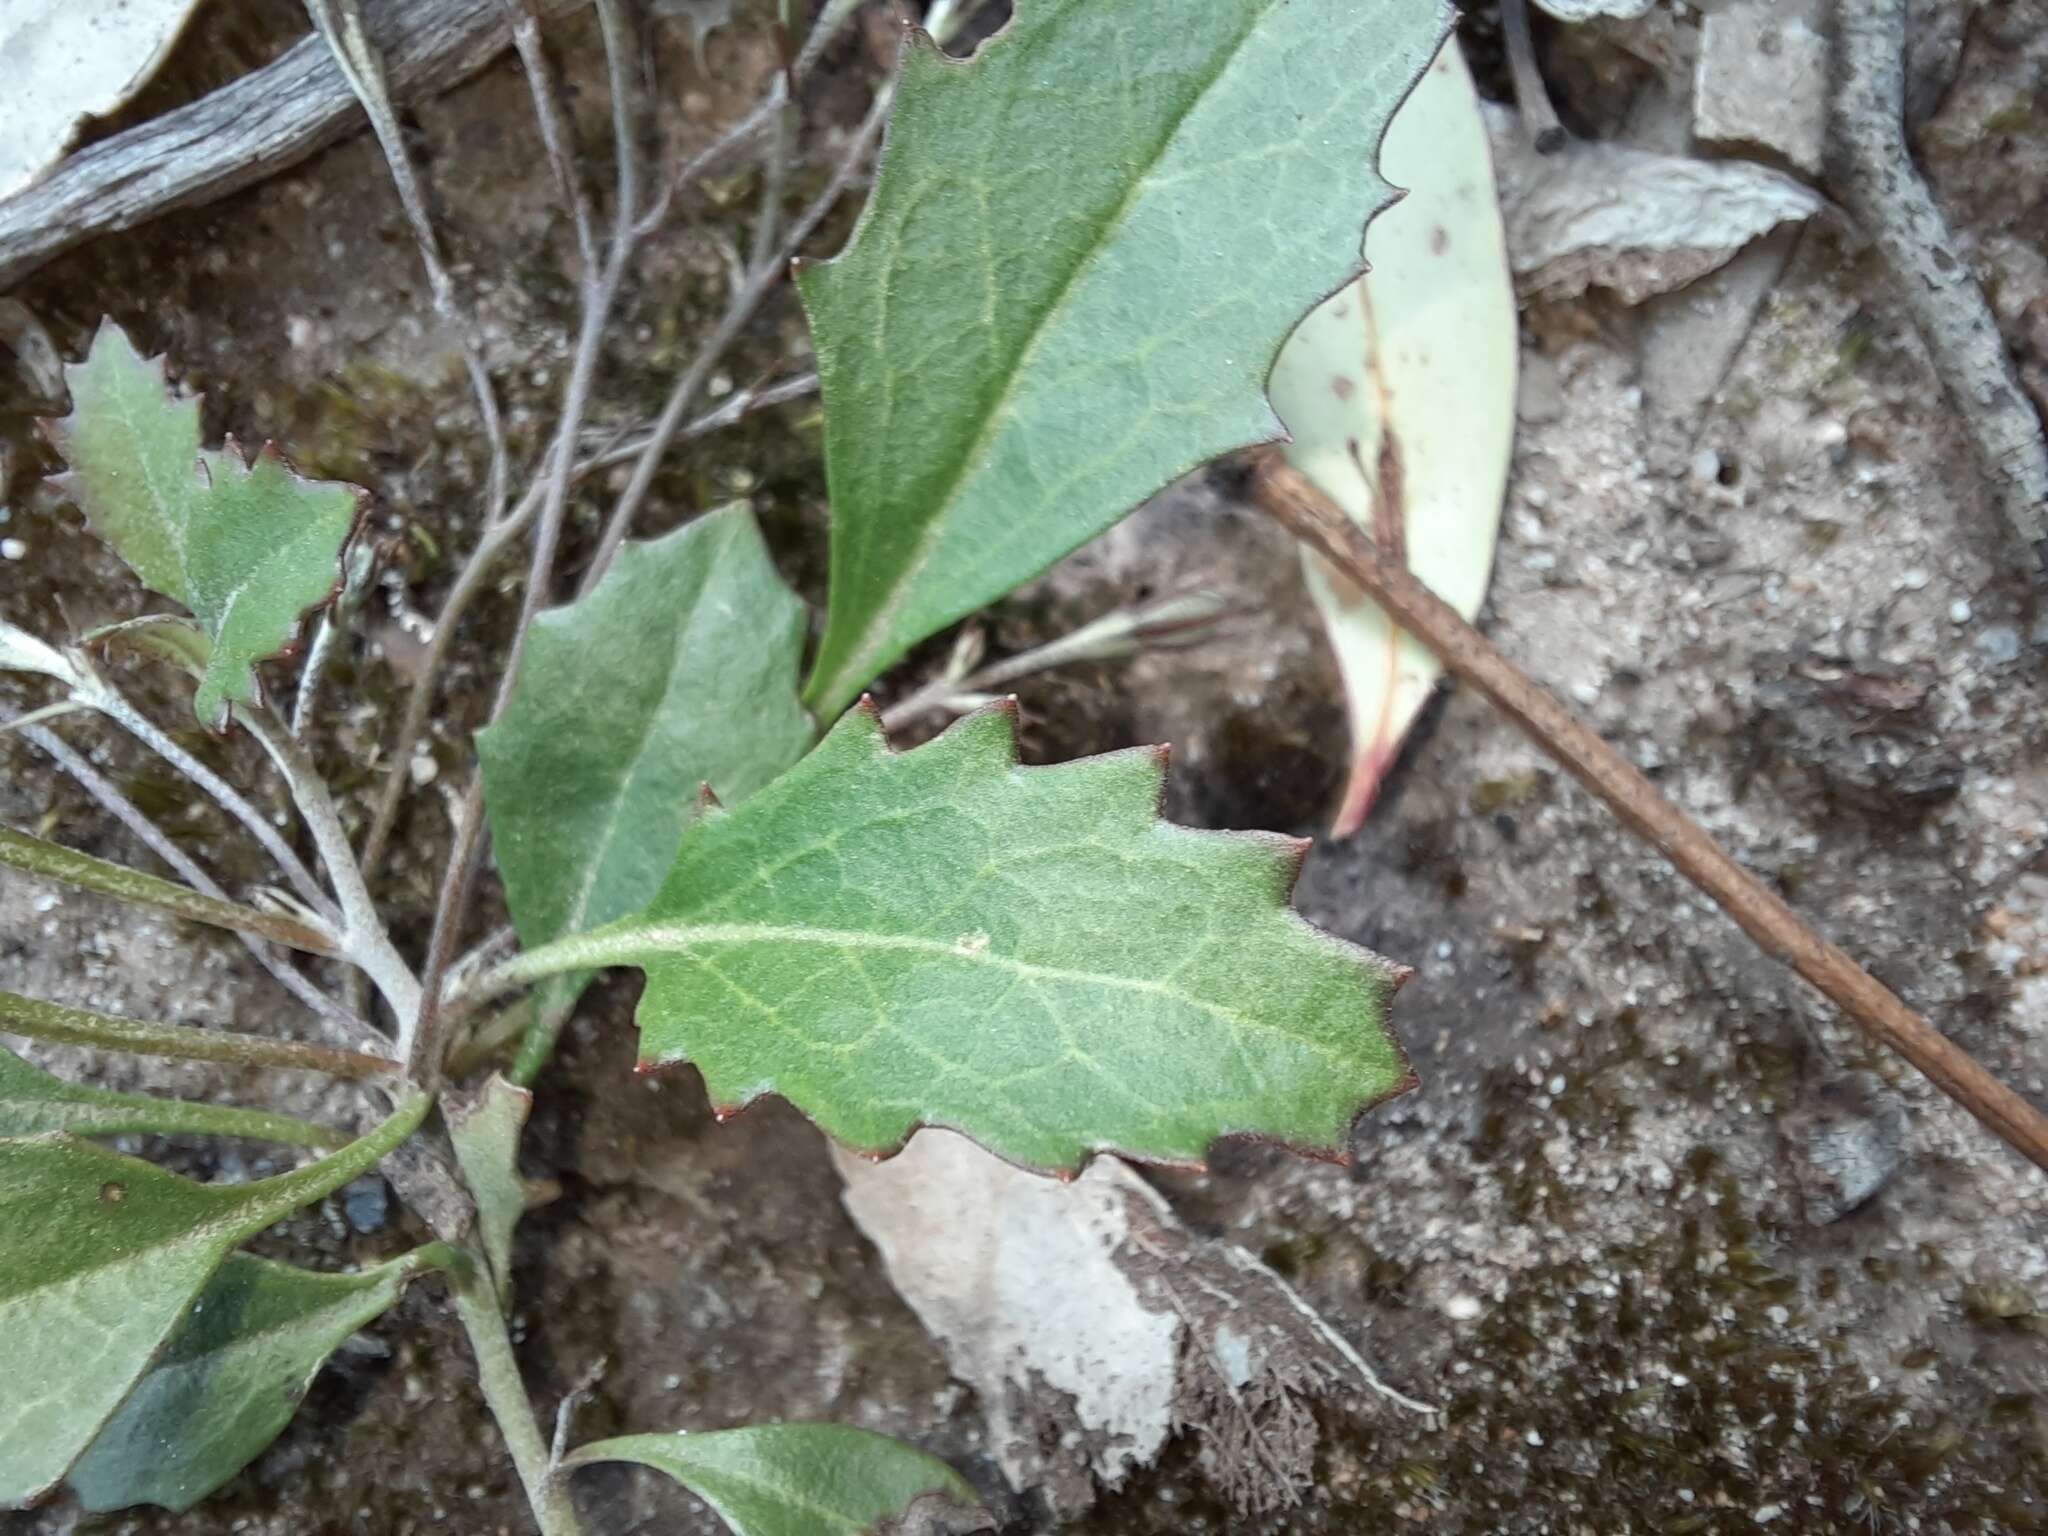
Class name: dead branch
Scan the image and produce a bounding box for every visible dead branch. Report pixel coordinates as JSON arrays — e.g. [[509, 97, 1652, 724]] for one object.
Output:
[[0, 0, 576, 293], [1829, 0, 2048, 564], [1252, 455, 2048, 1176]]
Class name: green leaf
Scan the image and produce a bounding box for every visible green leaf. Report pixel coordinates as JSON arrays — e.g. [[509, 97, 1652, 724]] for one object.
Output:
[[0, 1043, 346, 1149], [83, 613, 213, 679], [1268, 40, 1516, 836], [0, 1093, 426, 1506], [564, 1424, 993, 1536], [69, 1248, 439, 1513], [501, 704, 1411, 1173], [477, 504, 814, 1039], [797, 0, 1451, 717], [45, 321, 361, 727], [446, 1073, 531, 1305]]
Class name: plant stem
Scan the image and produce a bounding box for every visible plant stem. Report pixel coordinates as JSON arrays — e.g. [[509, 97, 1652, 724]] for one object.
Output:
[[1499, 0, 1567, 153], [0, 824, 339, 954], [237, 706, 423, 1026], [21, 722, 382, 1047], [13, 1086, 355, 1150], [1251, 454, 2048, 1174], [578, 82, 893, 592], [84, 681, 336, 920], [451, 1254, 584, 1536], [879, 589, 1234, 731], [0, 987, 398, 1080], [306, 0, 509, 524], [405, 0, 650, 1089]]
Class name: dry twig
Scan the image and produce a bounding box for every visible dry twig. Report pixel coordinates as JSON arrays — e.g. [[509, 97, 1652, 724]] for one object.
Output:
[[1253, 455, 2048, 1175], [0, 0, 572, 292], [1830, 0, 2048, 562]]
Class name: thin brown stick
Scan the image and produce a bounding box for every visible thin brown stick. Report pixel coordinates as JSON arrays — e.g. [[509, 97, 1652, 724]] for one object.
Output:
[[1252, 455, 2048, 1175]]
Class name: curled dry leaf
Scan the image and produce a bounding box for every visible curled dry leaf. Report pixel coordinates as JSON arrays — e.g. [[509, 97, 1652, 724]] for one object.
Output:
[[1492, 124, 1824, 306], [835, 1130, 1430, 1517], [1269, 41, 1516, 836], [0, 0, 207, 202]]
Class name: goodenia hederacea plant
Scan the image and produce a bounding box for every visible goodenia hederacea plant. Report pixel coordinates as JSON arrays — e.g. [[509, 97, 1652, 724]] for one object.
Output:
[[490, 703, 1411, 1173], [1268, 40, 1516, 837], [69, 1247, 447, 1513], [44, 321, 361, 727], [477, 505, 814, 1069], [796, 0, 1451, 718], [0, 1093, 425, 1506], [563, 1424, 992, 1536]]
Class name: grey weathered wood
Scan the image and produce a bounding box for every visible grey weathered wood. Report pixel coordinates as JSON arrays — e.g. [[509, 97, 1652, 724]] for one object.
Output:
[[0, 0, 568, 291], [1830, 0, 2048, 562]]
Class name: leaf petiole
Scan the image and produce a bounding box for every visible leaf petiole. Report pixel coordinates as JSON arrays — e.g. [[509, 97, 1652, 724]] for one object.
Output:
[[0, 825, 340, 955], [0, 987, 398, 1081]]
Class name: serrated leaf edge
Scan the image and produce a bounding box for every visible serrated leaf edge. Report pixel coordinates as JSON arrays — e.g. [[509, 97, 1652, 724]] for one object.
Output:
[[41, 321, 367, 730], [620, 696, 1416, 1180]]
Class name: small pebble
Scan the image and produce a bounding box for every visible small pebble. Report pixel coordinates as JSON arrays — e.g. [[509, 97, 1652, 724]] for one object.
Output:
[[1974, 625, 2021, 664], [342, 1175, 390, 1234], [1898, 567, 1930, 591], [409, 749, 439, 787], [1949, 598, 1974, 624], [1689, 448, 1721, 483], [0, 538, 24, 560], [1445, 1294, 1483, 1322]]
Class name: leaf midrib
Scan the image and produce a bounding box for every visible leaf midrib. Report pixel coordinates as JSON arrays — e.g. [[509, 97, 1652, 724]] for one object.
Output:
[[810, 0, 1282, 705], [532, 918, 1353, 1069]]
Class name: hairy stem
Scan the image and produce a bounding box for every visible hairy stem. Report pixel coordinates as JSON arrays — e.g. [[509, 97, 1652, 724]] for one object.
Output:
[[1252, 455, 2048, 1174], [14, 1087, 356, 1151], [0, 825, 338, 954], [880, 590, 1233, 731], [0, 987, 399, 1080], [406, 0, 645, 1087], [579, 83, 892, 591], [238, 707, 423, 1026], [451, 1254, 584, 1536], [21, 722, 382, 1047], [85, 682, 335, 920]]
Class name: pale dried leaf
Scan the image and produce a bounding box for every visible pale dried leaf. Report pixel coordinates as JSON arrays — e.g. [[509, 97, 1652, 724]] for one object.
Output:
[[836, 1131, 1429, 1516], [1269, 42, 1516, 835], [0, 0, 208, 202]]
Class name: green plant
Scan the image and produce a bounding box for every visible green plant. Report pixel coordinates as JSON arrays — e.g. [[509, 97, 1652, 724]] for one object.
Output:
[[0, 0, 1448, 1530]]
